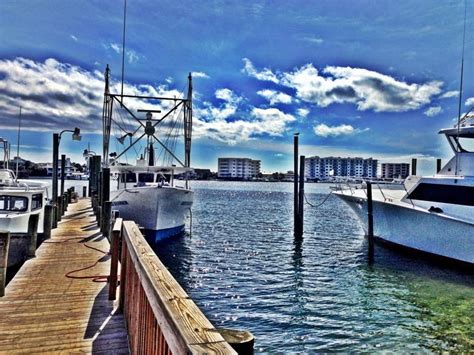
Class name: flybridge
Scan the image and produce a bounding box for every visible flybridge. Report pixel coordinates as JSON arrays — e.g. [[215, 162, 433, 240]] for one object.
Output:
[[101, 65, 193, 169]]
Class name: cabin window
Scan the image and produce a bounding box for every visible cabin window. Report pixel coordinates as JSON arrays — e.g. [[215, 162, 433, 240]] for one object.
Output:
[[31, 193, 43, 210], [138, 173, 155, 183], [0, 196, 28, 212], [120, 173, 136, 183], [408, 183, 474, 206]]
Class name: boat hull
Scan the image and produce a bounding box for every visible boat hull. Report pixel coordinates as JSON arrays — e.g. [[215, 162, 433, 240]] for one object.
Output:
[[110, 186, 193, 244], [334, 192, 474, 265]]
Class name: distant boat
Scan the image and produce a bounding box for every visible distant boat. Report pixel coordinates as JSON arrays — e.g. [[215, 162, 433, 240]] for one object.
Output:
[[333, 110, 474, 266]]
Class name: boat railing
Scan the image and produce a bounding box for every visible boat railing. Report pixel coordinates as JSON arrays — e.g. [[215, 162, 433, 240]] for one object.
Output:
[[110, 218, 236, 354]]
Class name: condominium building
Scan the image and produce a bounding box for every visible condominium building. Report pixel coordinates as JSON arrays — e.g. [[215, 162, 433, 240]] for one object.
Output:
[[381, 163, 409, 179], [217, 158, 261, 180], [305, 156, 378, 181]]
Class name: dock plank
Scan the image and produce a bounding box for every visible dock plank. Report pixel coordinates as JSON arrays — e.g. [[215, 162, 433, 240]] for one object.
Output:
[[0, 198, 130, 354]]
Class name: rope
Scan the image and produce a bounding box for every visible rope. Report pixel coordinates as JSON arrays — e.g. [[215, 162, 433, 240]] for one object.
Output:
[[64, 243, 112, 283], [304, 191, 332, 208]]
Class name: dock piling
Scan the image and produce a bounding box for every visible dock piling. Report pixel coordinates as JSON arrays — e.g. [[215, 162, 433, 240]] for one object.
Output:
[[57, 199, 62, 222], [43, 204, 53, 240], [27, 214, 39, 258], [297, 155, 305, 238], [217, 328, 255, 354], [0, 231, 10, 297], [109, 217, 122, 300], [83, 185, 87, 198], [60, 154, 66, 197], [366, 182, 374, 262], [101, 168, 110, 235], [293, 133, 299, 237]]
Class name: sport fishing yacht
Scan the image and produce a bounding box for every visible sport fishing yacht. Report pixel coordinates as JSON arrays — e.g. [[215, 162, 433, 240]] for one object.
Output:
[[333, 111, 474, 266]]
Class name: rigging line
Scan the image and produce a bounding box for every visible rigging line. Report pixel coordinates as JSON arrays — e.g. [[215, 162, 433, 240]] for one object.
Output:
[[304, 192, 332, 208], [455, 0, 467, 176]]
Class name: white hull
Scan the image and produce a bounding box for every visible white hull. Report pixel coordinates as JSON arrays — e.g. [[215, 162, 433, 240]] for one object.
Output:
[[0, 210, 44, 234], [334, 191, 474, 265], [110, 185, 193, 232]]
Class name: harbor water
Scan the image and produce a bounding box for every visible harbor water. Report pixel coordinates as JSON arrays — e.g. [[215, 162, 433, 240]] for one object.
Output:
[[152, 181, 474, 352]]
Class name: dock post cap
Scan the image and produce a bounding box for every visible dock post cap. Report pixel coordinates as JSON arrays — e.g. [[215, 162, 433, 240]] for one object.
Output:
[[216, 328, 254, 354]]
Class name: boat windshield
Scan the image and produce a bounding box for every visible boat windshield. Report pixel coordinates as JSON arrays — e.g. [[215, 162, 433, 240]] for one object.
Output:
[[449, 135, 474, 152], [0, 195, 28, 212]]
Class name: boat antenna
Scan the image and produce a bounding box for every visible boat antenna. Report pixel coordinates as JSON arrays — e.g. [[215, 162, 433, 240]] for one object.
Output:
[[15, 106, 22, 181], [455, 0, 467, 176], [120, 0, 127, 104]]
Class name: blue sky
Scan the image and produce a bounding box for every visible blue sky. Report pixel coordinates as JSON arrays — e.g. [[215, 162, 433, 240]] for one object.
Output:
[[0, 0, 473, 174]]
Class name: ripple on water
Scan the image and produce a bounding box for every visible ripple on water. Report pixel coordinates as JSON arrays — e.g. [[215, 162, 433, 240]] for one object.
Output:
[[154, 181, 474, 352]]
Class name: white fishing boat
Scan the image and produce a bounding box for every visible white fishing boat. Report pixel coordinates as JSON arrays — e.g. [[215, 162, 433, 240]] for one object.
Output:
[[0, 168, 48, 267], [333, 110, 474, 266], [102, 67, 194, 244]]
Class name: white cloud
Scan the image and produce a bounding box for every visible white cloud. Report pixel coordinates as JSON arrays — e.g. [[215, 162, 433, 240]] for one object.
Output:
[[241, 58, 279, 83], [297, 108, 309, 117], [70, 35, 78, 42], [281, 64, 442, 112], [301, 36, 323, 44], [242, 59, 443, 113], [424, 106, 443, 117], [313, 123, 368, 137], [108, 43, 140, 64], [465, 97, 474, 106], [0, 57, 183, 133], [192, 71, 210, 79], [439, 90, 459, 99], [257, 89, 292, 105]]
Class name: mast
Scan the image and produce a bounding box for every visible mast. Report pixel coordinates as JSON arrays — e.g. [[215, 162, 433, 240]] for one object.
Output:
[[16, 107, 22, 180], [102, 65, 112, 167], [184, 72, 193, 168]]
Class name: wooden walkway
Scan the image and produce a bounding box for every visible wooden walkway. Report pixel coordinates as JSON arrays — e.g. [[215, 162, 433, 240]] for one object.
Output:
[[0, 198, 129, 353]]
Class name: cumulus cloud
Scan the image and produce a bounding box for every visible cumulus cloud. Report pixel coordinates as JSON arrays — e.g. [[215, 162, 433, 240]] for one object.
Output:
[[313, 123, 368, 137], [424, 106, 443, 117], [242, 59, 442, 112], [257, 89, 292, 105], [439, 90, 459, 99], [282, 64, 442, 112], [297, 108, 309, 117], [465, 97, 474, 106], [301, 36, 323, 44], [242, 58, 279, 83], [192, 71, 209, 79], [0, 57, 183, 133], [70, 35, 78, 42]]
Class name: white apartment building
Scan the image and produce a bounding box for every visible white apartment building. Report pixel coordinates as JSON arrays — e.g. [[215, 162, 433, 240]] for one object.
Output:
[[218, 158, 261, 180], [305, 156, 378, 181], [381, 163, 409, 179]]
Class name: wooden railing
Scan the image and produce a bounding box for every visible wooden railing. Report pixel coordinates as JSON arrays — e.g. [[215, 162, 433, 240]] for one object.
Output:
[[109, 219, 236, 354]]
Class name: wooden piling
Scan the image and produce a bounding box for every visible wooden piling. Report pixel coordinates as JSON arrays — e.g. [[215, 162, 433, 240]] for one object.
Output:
[[293, 133, 299, 237], [366, 181, 374, 262], [57, 199, 62, 222], [109, 218, 122, 300], [27, 214, 40, 258], [62, 193, 67, 215], [42, 204, 53, 240], [436, 158, 442, 173], [60, 154, 66, 197], [83, 185, 87, 198], [0, 231, 10, 297], [101, 168, 110, 234], [297, 155, 305, 238], [411, 158, 417, 175], [103, 201, 112, 239], [52, 204, 57, 229], [217, 328, 254, 354]]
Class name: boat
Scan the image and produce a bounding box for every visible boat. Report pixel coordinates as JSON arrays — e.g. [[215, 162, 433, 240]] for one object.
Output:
[[102, 67, 194, 244], [0, 144, 48, 267], [333, 109, 474, 266]]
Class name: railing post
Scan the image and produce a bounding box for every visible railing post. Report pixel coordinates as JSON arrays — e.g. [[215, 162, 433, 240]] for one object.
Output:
[[109, 218, 123, 300], [27, 214, 39, 258], [0, 231, 10, 297], [118, 227, 127, 311]]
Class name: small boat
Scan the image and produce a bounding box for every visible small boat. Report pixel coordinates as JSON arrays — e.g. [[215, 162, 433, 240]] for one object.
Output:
[[333, 110, 474, 266], [0, 169, 48, 267]]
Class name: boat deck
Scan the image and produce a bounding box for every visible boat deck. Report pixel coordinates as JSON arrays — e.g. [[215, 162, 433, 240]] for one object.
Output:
[[0, 198, 129, 353]]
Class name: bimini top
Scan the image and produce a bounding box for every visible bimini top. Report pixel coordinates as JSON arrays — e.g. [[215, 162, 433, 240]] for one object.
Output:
[[109, 165, 193, 174]]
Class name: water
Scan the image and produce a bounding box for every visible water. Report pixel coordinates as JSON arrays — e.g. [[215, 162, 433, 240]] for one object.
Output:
[[153, 181, 474, 352]]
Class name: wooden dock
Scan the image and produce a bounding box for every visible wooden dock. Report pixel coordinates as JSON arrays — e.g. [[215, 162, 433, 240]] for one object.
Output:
[[0, 198, 129, 353]]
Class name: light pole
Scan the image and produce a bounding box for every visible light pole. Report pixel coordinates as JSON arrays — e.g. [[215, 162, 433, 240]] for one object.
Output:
[[52, 128, 81, 227]]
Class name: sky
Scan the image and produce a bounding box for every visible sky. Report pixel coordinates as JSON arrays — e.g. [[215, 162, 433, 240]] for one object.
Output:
[[0, 0, 473, 174]]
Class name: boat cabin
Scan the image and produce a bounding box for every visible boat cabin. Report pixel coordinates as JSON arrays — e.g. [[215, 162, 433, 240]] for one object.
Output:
[[0, 169, 46, 214], [111, 166, 193, 189]]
